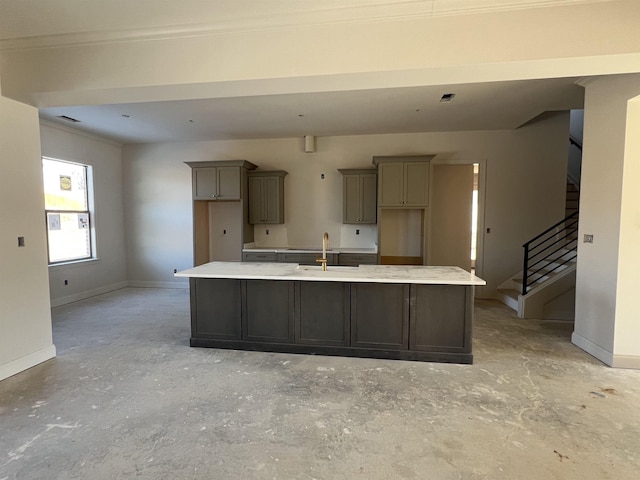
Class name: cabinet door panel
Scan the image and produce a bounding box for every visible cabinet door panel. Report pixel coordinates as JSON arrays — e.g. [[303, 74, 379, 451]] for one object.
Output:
[[216, 166, 241, 200], [360, 173, 378, 223], [191, 278, 241, 339], [404, 162, 430, 206], [351, 283, 409, 349], [296, 282, 350, 346], [378, 163, 404, 206], [410, 285, 471, 353], [243, 280, 294, 343], [193, 168, 217, 199], [248, 176, 263, 224], [343, 175, 361, 223], [263, 176, 282, 223]]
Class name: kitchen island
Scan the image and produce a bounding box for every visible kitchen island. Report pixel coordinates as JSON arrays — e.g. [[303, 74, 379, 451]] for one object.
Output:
[[175, 262, 485, 364]]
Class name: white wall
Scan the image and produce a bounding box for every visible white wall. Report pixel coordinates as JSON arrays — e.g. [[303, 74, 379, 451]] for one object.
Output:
[[123, 112, 569, 296], [573, 74, 640, 368], [0, 95, 55, 380], [40, 122, 127, 306]]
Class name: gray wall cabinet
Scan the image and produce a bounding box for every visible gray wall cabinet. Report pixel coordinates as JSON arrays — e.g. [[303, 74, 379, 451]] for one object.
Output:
[[248, 171, 287, 224], [373, 156, 434, 207], [190, 164, 246, 200], [338, 169, 377, 224], [186, 160, 257, 265], [189, 278, 474, 364]]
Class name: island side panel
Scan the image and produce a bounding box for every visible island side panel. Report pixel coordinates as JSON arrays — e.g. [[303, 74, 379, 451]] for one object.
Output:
[[350, 283, 409, 350], [409, 284, 473, 354], [190, 278, 242, 340], [242, 279, 295, 343], [295, 281, 350, 346]]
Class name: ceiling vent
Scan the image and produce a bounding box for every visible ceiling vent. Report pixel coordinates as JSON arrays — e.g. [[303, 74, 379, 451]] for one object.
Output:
[[440, 93, 456, 103], [56, 115, 81, 123]]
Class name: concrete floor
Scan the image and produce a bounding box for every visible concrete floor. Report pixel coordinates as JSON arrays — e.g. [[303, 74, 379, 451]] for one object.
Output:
[[1, 288, 639, 480]]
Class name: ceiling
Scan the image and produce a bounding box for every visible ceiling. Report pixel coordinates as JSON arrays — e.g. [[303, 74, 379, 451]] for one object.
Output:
[[1, 0, 590, 144]]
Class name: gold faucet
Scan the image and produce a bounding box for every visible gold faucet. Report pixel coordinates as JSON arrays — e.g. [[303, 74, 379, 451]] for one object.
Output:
[[316, 232, 329, 271]]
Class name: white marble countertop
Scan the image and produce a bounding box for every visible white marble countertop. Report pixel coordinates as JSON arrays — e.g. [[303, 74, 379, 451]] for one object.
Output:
[[243, 247, 377, 254], [176, 262, 486, 286]]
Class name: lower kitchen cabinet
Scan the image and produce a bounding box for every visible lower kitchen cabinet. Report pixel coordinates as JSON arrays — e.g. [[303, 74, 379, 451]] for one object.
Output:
[[350, 282, 409, 350], [338, 253, 377, 266], [242, 251, 278, 262], [189, 278, 473, 363], [242, 279, 294, 343], [191, 278, 242, 340], [277, 252, 338, 265], [295, 282, 350, 346], [410, 284, 472, 353]]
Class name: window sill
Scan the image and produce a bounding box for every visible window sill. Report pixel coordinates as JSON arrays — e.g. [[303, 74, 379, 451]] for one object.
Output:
[[48, 258, 101, 271]]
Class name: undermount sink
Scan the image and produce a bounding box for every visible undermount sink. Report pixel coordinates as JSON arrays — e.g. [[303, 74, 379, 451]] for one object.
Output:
[[296, 265, 359, 272]]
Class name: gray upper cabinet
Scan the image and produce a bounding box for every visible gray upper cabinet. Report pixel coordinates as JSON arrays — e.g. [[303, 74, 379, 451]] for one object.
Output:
[[186, 160, 257, 201], [338, 169, 377, 224], [373, 156, 434, 207], [248, 171, 287, 224]]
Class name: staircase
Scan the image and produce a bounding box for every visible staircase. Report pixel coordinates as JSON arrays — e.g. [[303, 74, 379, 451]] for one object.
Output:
[[497, 211, 578, 320]]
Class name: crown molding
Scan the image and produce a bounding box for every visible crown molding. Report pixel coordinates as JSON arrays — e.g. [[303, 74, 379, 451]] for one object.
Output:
[[40, 119, 122, 147], [0, 0, 611, 52]]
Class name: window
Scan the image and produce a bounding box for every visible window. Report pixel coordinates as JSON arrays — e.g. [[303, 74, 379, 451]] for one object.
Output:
[[43, 157, 93, 264]]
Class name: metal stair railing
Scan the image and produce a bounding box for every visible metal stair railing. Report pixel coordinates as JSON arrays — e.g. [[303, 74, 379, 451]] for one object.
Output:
[[521, 211, 579, 296]]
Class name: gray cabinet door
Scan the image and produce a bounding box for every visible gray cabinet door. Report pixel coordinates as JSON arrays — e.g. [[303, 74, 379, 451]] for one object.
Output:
[[342, 172, 377, 223], [378, 163, 404, 206], [404, 162, 430, 206], [360, 173, 378, 223], [248, 176, 263, 224], [243, 280, 294, 343], [191, 278, 242, 339], [410, 285, 471, 353], [216, 166, 241, 200], [343, 174, 361, 223], [338, 253, 377, 266], [350, 283, 409, 349], [263, 176, 282, 223], [248, 174, 285, 224], [295, 282, 350, 346], [193, 168, 218, 199], [242, 251, 278, 262], [192, 166, 241, 200]]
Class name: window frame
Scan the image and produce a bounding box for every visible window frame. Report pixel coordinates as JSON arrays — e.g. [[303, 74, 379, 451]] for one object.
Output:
[[42, 157, 95, 265]]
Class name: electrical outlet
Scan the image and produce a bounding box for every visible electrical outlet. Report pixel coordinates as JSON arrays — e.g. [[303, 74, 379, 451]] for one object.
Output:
[[64, 280, 68, 286], [173, 268, 177, 274], [356, 229, 360, 235], [584, 234, 594, 243], [17, 236, 25, 247], [266, 229, 270, 235], [321, 173, 325, 179]]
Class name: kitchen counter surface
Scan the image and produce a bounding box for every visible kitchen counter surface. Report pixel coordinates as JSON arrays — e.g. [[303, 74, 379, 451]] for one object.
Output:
[[242, 247, 377, 254], [176, 261, 485, 286]]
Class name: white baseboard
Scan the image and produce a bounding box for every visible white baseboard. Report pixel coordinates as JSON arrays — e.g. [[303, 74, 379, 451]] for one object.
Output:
[[0, 344, 57, 381], [50, 281, 129, 307], [571, 332, 613, 366], [127, 281, 189, 289]]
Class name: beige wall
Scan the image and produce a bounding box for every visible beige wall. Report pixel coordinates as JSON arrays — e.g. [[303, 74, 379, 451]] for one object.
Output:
[[0, 96, 55, 380], [40, 123, 128, 306], [573, 74, 640, 368], [123, 111, 569, 296]]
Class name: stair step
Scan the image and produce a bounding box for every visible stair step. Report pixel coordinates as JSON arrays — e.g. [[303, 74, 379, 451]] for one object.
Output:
[[498, 288, 520, 300]]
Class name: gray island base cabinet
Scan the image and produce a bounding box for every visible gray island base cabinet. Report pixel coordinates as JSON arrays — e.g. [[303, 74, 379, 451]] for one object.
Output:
[[186, 270, 479, 364]]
